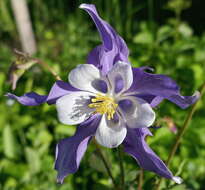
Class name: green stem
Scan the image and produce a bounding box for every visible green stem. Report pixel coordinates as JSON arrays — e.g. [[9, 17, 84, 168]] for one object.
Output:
[[148, 0, 154, 33], [138, 168, 144, 190], [93, 141, 119, 190], [155, 82, 205, 190], [118, 146, 125, 189], [34, 58, 62, 81]]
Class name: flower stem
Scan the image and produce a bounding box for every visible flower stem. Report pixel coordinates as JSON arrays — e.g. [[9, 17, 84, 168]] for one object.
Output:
[[34, 58, 62, 81], [137, 168, 144, 190], [117, 146, 125, 189], [93, 140, 119, 190], [155, 82, 205, 190]]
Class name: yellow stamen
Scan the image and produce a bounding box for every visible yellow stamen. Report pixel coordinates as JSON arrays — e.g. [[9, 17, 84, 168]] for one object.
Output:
[[88, 94, 118, 120]]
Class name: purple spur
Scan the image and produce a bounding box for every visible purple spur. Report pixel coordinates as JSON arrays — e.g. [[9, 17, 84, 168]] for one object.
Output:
[[7, 3, 199, 184]]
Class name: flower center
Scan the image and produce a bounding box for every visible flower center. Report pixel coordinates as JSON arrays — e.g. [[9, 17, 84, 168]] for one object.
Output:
[[88, 94, 118, 120]]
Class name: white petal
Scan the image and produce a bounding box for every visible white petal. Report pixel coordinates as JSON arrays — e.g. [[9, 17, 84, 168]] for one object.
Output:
[[95, 115, 127, 148], [118, 96, 155, 128], [172, 176, 183, 184], [107, 61, 133, 94], [56, 91, 94, 125], [68, 64, 101, 93]]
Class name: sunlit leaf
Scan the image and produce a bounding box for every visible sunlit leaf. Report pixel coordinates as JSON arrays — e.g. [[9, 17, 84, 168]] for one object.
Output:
[[3, 125, 19, 159], [25, 147, 41, 174]]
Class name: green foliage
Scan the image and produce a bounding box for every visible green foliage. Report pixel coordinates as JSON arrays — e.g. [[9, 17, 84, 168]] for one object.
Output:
[[0, 0, 205, 189]]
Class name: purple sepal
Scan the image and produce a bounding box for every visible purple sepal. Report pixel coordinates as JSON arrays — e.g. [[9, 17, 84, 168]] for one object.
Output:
[[129, 68, 199, 109], [135, 94, 164, 108], [123, 128, 173, 179], [168, 93, 199, 109], [46, 80, 78, 104], [5, 92, 47, 106], [80, 4, 129, 75], [6, 80, 78, 106], [54, 115, 101, 184]]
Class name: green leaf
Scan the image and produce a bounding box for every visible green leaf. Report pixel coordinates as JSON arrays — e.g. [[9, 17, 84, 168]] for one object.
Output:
[[88, 152, 107, 173], [92, 183, 112, 190], [169, 184, 187, 190], [3, 125, 19, 159], [125, 170, 139, 182], [4, 177, 18, 189], [0, 73, 5, 96], [25, 147, 41, 174], [55, 124, 76, 136], [178, 23, 193, 37], [157, 25, 173, 42], [134, 32, 153, 44]]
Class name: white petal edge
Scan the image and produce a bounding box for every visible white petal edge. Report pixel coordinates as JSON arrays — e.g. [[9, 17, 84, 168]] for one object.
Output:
[[95, 115, 127, 148], [118, 96, 156, 128], [107, 61, 133, 94], [172, 176, 183, 184], [79, 3, 90, 9], [56, 91, 94, 125], [68, 64, 101, 93]]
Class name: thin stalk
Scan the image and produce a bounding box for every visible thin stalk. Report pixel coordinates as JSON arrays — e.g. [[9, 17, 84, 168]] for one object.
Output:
[[138, 168, 144, 190], [117, 146, 125, 189], [93, 141, 119, 190], [33, 58, 62, 81], [148, 0, 154, 33], [125, 0, 132, 39], [174, 10, 181, 41], [155, 82, 205, 190], [113, 0, 122, 35]]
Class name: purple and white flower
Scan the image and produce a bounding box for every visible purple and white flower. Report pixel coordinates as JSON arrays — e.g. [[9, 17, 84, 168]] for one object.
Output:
[[56, 60, 156, 149], [7, 3, 199, 185]]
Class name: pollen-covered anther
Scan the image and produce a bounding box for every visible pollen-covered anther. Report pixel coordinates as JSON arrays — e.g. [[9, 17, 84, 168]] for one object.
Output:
[[88, 94, 118, 120]]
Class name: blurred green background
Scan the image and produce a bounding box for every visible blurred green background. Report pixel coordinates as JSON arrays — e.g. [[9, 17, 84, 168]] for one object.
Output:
[[0, 0, 205, 189]]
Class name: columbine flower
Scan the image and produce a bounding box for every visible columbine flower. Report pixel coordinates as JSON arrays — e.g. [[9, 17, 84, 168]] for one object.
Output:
[[56, 60, 156, 149], [7, 3, 199, 184]]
